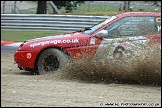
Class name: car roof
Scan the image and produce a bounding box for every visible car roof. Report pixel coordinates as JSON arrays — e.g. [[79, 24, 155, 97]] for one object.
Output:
[[116, 12, 161, 17]]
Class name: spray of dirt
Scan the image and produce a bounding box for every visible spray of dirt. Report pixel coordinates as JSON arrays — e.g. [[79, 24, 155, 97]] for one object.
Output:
[[50, 45, 160, 85]]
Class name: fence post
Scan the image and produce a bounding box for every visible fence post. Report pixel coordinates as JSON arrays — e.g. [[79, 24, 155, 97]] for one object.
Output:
[[88, 1, 90, 12], [46, 1, 49, 14], [14, 1, 17, 14]]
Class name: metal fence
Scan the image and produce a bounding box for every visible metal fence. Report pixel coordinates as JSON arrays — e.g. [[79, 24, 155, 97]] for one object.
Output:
[[1, 14, 110, 32]]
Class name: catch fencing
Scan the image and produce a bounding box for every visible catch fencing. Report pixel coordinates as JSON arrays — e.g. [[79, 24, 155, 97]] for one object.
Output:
[[1, 14, 110, 32]]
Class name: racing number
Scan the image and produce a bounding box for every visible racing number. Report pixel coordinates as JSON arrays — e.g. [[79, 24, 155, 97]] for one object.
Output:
[[113, 46, 125, 59]]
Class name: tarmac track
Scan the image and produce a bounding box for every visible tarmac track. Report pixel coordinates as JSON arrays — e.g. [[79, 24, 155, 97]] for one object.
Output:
[[1, 46, 18, 54]]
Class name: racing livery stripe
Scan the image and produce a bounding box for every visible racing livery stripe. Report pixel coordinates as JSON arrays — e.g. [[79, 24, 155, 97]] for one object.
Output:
[[125, 39, 145, 49], [105, 39, 116, 57]]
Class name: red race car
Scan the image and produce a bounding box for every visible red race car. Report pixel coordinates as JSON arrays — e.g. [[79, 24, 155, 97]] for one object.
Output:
[[14, 12, 161, 75]]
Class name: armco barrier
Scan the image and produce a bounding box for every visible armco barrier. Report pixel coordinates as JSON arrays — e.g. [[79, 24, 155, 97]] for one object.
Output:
[[1, 14, 110, 32]]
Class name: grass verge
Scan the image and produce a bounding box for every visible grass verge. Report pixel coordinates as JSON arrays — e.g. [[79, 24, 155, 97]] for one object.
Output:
[[1, 30, 66, 42]]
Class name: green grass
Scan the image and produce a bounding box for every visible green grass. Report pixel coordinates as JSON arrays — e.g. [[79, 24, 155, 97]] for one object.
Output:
[[15, 2, 161, 16], [54, 3, 161, 16], [1, 30, 66, 42]]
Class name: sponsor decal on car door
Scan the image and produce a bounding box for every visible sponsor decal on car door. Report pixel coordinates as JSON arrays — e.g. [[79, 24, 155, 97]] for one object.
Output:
[[95, 36, 149, 60]]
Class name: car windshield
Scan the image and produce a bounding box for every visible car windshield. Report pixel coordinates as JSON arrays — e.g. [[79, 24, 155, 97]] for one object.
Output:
[[83, 16, 117, 35]]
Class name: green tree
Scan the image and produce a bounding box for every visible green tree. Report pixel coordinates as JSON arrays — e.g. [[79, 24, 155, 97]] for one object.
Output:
[[53, 1, 85, 13], [123, 1, 130, 12], [36, 1, 85, 14], [36, 1, 47, 14]]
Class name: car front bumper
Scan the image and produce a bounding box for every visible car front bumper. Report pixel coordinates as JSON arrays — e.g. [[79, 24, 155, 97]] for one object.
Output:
[[14, 50, 39, 69]]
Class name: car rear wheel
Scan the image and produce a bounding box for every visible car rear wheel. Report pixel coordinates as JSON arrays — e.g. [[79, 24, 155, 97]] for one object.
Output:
[[37, 48, 71, 75]]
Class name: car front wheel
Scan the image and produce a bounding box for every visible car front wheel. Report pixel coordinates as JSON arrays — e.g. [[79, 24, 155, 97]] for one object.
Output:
[[37, 48, 71, 75]]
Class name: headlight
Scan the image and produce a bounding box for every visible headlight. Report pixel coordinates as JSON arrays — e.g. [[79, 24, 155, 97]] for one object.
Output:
[[18, 42, 25, 51]]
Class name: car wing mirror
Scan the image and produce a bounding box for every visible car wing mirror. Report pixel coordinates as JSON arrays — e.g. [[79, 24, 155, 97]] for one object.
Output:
[[95, 30, 108, 38]]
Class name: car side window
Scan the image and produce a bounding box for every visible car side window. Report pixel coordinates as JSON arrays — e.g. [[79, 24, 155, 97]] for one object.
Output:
[[104, 16, 158, 38]]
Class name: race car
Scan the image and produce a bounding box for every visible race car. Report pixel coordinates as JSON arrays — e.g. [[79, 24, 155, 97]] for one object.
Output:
[[14, 12, 161, 75]]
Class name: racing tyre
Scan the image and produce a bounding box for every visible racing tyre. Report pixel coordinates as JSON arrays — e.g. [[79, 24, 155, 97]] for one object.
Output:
[[38, 48, 71, 75]]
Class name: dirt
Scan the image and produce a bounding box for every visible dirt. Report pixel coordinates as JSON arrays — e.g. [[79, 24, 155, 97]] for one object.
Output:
[[1, 46, 161, 107]]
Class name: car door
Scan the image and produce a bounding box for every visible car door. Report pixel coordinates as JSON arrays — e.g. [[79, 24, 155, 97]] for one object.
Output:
[[95, 16, 161, 60]]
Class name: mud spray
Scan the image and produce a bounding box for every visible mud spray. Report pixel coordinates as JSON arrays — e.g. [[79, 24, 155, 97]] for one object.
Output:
[[48, 45, 161, 86]]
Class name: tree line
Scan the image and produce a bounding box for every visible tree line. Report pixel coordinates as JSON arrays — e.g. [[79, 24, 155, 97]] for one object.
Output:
[[36, 1, 85, 14]]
